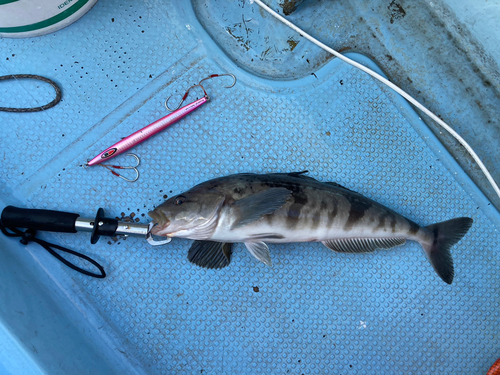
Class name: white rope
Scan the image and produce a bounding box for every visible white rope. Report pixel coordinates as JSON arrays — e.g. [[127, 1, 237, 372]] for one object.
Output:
[[251, 0, 500, 201]]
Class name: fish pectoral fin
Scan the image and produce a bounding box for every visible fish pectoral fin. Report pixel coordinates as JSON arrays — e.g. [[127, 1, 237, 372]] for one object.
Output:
[[187, 241, 232, 269], [244, 241, 272, 266], [322, 238, 406, 253], [231, 188, 292, 229]]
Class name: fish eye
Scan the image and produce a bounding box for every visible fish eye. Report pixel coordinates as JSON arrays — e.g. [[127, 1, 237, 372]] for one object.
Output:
[[174, 195, 186, 205]]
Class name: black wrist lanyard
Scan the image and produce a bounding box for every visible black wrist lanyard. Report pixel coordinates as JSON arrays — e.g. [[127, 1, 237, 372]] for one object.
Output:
[[0, 222, 106, 278]]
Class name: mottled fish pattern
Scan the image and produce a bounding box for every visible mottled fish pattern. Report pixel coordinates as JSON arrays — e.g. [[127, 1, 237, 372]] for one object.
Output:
[[149, 172, 473, 284]]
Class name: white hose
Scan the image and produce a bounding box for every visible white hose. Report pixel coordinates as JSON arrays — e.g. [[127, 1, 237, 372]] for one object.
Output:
[[250, 0, 500, 201]]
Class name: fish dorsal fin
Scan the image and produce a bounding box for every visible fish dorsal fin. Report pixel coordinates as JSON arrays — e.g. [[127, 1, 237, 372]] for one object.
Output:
[[322, 238, 406, 253], [244, 241, 272, 266], [269, 171, 317, 181], [324, 182, 356, 192], [231, 188, 292, 229], [288, 171, 309, 177], [287, 171, 318, 181], [188, 241, 232, 269]]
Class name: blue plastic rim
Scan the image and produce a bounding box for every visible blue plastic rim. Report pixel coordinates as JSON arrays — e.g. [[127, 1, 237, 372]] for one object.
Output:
[[0, 0, 499, 374]]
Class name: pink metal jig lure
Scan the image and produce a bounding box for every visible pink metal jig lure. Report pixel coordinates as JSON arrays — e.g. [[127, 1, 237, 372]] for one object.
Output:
[[86, 73, 236, 170], [86, 85, 207, 167]]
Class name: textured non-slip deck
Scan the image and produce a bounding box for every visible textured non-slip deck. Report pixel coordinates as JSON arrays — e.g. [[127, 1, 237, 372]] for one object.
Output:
[[0, 1, 499, 374]]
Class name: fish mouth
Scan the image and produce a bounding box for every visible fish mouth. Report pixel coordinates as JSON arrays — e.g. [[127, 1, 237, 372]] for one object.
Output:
[[148, 210, 171, 236], [151, 226, 189, 238], [150, 222, 172, 236]]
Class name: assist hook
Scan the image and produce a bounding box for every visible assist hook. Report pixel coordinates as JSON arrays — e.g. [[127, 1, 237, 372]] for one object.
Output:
[[164, 73, 237, 112], [98, 153, 140, 182], [165, 84, 208, 112], [198, 73, 236, 88]]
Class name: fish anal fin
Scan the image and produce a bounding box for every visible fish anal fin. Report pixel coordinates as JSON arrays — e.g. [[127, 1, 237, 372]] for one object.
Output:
[[188, 241, 232, 269], [322, 237, 406, 253], [231, 188, 292, 229], [244, 241, 272, 266]]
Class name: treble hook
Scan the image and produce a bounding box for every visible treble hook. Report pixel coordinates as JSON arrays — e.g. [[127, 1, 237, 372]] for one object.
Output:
[[165, 84, 208, 112], [98, 153, 140, 182], [198, 73, 236, 88]]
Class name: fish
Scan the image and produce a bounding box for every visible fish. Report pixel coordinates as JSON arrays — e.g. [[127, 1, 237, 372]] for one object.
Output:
[[148, 172, 473, 284]]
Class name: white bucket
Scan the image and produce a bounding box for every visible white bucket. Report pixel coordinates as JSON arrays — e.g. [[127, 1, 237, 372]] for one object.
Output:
[[0, 0, 98, 38]]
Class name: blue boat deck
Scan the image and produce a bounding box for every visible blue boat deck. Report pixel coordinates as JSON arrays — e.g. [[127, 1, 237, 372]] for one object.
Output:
[[1, 1, 499, 374]]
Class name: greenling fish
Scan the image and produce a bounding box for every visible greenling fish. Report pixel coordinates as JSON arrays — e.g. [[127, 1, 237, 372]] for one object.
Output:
[[149, 172, 473, 284]]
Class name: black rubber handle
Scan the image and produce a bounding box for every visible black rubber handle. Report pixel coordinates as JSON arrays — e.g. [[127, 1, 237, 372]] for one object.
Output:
[[1, 206, 79, 233]]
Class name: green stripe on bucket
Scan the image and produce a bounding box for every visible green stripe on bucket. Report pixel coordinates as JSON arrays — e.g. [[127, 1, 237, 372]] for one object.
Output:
[[0, 0, 92, 33]]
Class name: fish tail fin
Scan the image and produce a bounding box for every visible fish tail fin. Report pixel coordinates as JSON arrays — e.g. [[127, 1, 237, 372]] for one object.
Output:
[[421, 217, 473, 284]]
